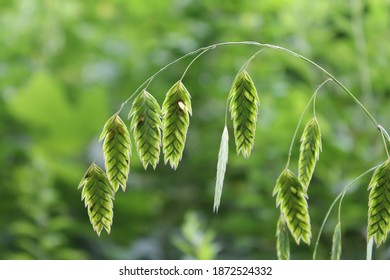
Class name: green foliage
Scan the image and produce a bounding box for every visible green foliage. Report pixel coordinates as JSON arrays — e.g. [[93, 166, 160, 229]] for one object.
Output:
[[298, 117, 322, 190], [129, 90, 162, 170], [331, 223, 342, 260], [276, 215, 290, 260], [213, 126, 229, 213], [162, 81, 192, 170], [367, 159, 390, 246], [172, 212, 219, 260], [100, 114, 131, 192], [273, 169, 311, 245], [78, 163, 115, 236], [228, 70, 260, 158]]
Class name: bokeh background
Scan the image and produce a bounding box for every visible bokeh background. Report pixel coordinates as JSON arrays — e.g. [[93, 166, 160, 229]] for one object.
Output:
[[1, 0, 389, 260]]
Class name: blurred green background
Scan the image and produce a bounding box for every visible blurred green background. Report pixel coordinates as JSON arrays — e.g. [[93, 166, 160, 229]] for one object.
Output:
[[0, 0, 389, 260]]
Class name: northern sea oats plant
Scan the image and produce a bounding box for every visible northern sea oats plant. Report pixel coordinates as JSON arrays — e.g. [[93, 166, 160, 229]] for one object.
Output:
[[78, 41, 390, 259]]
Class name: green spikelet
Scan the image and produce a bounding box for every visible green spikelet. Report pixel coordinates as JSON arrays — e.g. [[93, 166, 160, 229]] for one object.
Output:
[[78, 163, 115, 236], [298, 117, 322, 190], [162, 81, 192, 170], [228, 70, 259, 158], [331, 223, 342, 260], [367, 159, 390, 246], [276, 215, 290, 260], [129, 90, 162, 170], [99, 114, 131, 192], [213, 125, 229, 213], [273, 169, 311, 245]]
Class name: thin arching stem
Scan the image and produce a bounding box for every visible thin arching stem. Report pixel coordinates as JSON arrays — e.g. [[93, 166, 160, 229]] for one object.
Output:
[[312, 165, 380, 259], [285, 79, 332, 169], [312, 79, 332, 118], [180, 48, 210, 82], [239, 48, 266, 72], [256, 42, 380, 128], [116, 44, 216, 115], [378, 125, 390, 158], [116, 40, 389, 149], [117, 41, 254, 115]]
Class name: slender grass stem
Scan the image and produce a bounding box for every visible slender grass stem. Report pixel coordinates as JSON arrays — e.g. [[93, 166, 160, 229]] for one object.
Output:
[[180, 49, 210, 82], [119, 41, 388, 148], [285, 79, 331, 169], [312, 165, 380, 259]]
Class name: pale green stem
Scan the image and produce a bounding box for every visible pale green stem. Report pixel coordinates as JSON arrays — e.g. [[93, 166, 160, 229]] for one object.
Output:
[[117, 44, 216, 115], [312, 165, 380, 259], [180, 49, 210, 82], [240, 48, 266, 73], [116, 41, 389, 148], [117, 41, 252, 114], [378, 126, 390, 158], [285, 79, 332, 169], [312, 79, 332, 118], [257, 43, 379, 127]]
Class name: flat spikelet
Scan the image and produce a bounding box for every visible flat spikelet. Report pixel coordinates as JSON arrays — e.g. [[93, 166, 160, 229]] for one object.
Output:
[[331, 223, 342, 260], [298, 117, 322, 190], [228, 70, 259, 158], [78, 163, 115, 236], [276, 215, 290, 260], [162, 81, 192, 170], [273, 169, 311, 245], [367, 159, 390, 246], [213, 126, 229, 213], [129, 90, 162, 170], [99, 114, 131, 192]]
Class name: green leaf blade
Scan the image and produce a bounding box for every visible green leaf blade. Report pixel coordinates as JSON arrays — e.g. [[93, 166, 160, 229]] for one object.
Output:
[[273, 169, 312, 245], [228, 70, 259, 159], [298, 117, 322, 190], [162, 81, 192, 170], [367, 159, 390, 247], [100, 114, 131, 192], [129, 90, 162, 170], [78, 163, 115, 236]]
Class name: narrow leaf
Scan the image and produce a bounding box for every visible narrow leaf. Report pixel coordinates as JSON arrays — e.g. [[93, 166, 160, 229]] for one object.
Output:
[[273, 169, 312, 245], [298, 117, 322, 190], [331, 223, 342, 260], [276, 215, 290, 260], [100, 114, 131, 192], [228, 70, 259, 158], [129, 90, 162, 170], [367, 159, 390, 246], [78, 163, 115, 236], [162, 81, 192, 169], [213, 126, 229, 213]]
